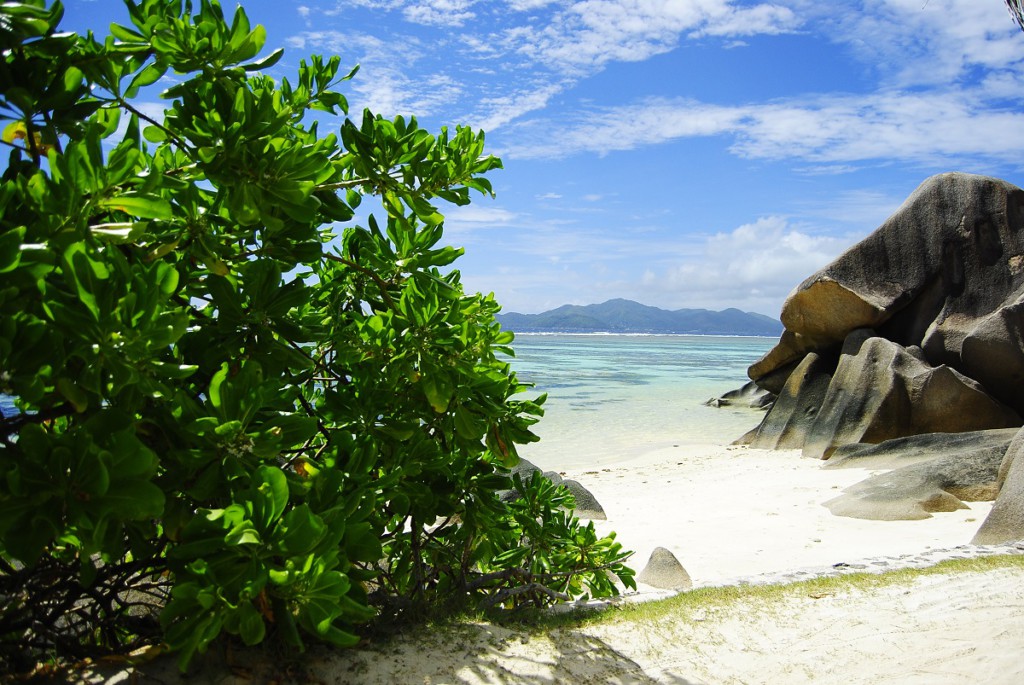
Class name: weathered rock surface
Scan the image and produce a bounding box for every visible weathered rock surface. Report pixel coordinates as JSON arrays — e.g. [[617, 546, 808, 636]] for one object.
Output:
[[750, 172, 1024, 416], [803, 333, 1019, 458], [705, 380, 775, 410], [819, 432, 1003, 518], [973, 427, 1024, 543], [747, 330, 1019, 458], [825, 428, 1019, 470], [736, 173, 1024, 532], [742, 350, 836, 450], [562, 479, 607, 520], [636, 546, 692, 590], [744, 173, 1024, 465]]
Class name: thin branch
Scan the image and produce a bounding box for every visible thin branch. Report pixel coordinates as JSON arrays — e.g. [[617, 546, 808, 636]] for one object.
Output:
[[1008, 1, 1024, 32], [325, 253, 397, 309], [480, 583, 570, 610], [115, 99, 192, 153]]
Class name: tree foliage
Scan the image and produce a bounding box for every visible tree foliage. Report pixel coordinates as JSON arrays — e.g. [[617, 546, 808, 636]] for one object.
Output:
[[0, 0, 634, 672], [1008, 1, 1024, 33]]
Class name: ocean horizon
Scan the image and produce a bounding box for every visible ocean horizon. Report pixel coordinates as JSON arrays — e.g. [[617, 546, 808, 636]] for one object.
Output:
[[504, 333, 776, 470]]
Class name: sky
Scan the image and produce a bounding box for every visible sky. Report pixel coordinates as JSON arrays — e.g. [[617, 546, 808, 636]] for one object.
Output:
[[62, 0, 1024, 317]]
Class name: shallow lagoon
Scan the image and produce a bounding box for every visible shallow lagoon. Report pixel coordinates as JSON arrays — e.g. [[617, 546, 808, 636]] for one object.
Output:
[[504, 334, 776, 470]]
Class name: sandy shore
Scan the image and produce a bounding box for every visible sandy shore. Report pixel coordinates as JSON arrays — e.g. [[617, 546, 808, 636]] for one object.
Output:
[[562, 444, 999, 588], [77, 444, 1024, 684]]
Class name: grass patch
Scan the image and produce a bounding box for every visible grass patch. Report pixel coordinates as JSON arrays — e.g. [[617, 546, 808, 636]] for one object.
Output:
[[498, 553, 1024, 634]]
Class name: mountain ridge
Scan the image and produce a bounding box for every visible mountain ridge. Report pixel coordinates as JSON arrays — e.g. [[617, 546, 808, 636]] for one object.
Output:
[[496, 298, 783, 336]]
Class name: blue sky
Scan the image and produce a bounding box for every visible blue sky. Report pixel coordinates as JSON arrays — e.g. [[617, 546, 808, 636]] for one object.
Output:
[[64, 1, 1024, 316]]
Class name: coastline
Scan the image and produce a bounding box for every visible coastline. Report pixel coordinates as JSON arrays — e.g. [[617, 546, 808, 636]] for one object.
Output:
[[510, 331, 780, 338]]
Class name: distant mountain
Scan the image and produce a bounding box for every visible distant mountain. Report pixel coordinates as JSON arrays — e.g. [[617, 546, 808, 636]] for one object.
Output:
[[497, 299, 783, 336]]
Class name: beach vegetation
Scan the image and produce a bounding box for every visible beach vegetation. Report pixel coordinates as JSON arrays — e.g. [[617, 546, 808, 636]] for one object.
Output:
[[1007, 1, 1024, 32], [499, 552, 1024, 634], [0, 0, 634, 673]]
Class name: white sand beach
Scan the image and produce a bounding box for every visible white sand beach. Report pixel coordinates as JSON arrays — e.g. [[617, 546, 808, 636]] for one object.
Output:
[[81, 443, 1024, 685], [572, 444, 1000, 587]]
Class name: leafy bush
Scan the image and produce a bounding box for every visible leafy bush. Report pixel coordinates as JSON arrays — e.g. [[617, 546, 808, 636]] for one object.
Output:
[[0, 0, 634, 673]]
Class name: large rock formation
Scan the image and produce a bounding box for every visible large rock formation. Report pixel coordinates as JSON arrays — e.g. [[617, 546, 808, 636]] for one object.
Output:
[[746, 173, 1024, 457], [742, 173, 1024, 527], [973, 427, 1024, 543], [825, 428, 1020, 470], [821, 429, 1017, 520]]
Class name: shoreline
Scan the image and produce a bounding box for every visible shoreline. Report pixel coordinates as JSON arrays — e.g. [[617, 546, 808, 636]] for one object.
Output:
[[555, 443, 1002, 590]]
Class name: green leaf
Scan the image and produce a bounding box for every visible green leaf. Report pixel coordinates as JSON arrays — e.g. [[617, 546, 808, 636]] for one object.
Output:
[[125, 63, 167, 98], [208, 363, 230, 413], [342, 522, 382, 562], [224, 523, 261, 546], [242, 47, 283, 72], [252, 466, 289, 532], [102, 481, 166, 520], [275, 505, 326, 555], [142, 125, 167, 143], [421, 374, 452, 413], [96, 193, 173, 220], [237, 601, 266, 646], [109, 23, 145, 43], [63, 243, 108, 321], [89, 221, 147, 243], [0, 227, 26, 273], [2, 121, 28, 144], [149, 361, 198, 379], [56, 377, 89, 413]]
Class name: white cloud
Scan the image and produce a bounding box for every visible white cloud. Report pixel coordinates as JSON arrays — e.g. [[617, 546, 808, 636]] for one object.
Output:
[[284, 30, 464, 116], [798, 188, 906, 229], [504, 97, 747, 158], [731, 92, 1024, 165], [804, 0, 1023, 88], [331, 0, 478, 25], [339, 0, 406, 10], [501, 1, 799, 75], [508, 0, 561, 10], [457, 214, 857, 315], [643, 217, 856, 313], [403, 0, 477, 26], [696, 2, 799, 38], [351, 71, 462, 117], [472, 0, 1018, 165], [506, 89, 1024, 168], [442, 205, 518, 239], [291, 1, 806, 133], [472, 84, 565, 132]]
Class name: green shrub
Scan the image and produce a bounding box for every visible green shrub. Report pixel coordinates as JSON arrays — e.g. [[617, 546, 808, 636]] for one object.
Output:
[[0, 0, 634, 673]]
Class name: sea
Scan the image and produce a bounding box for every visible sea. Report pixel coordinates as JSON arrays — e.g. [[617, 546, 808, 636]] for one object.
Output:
[[504, 334, 777, 470]]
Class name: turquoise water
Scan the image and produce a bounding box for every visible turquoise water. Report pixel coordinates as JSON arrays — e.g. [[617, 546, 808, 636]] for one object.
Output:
[[504, 334, 776, 469]]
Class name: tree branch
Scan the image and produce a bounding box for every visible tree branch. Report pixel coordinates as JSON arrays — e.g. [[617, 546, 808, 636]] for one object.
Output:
[[325, 253, 397, 310]]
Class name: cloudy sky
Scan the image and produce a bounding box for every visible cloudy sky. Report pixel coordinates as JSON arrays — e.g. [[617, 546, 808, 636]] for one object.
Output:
[[67, 1, 1024, 316]]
